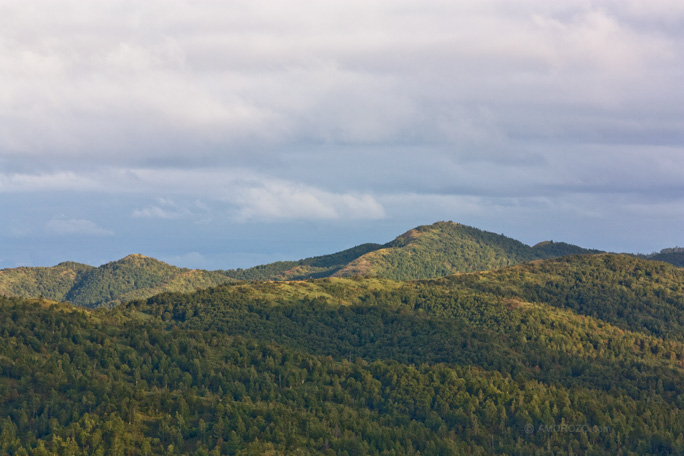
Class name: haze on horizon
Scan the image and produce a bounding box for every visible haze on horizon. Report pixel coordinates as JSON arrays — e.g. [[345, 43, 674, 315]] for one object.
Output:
[[1, 0, 682, 270]]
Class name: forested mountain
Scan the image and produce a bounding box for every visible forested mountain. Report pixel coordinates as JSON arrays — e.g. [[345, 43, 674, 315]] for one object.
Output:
[[440, 253, 684, 342], [2, 254, 684, 454], [11, 221, 683, 309], [222, 243, 383, 281], [0, 245, 386, 307], [332, 221, 602, 279], [1, 222, 602, 307], [638, 247, 684, 268], [0, 255, 234, 308], [221, 222, 603, 282], [0, 261, 93, 302], [531, 240, 601, 258]]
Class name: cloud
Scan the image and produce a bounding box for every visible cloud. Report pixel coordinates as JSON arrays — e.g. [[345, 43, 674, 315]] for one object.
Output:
[[0, 0, 681, 268], [233, 180, 386, 221], [132, 198, 198, 219], [3, 167, 387, 222], [124, 170, 387, 222], [132, 206, 184, 219], [46, 216, 114, 236], [0, 171, 102, 193], [3, 142, 681, 218], [0, 0, 681, 168]]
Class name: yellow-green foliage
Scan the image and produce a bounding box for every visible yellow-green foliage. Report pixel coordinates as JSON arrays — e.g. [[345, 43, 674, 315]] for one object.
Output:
[[222, 243, 383, 281], [0, 222, 605, 308], [0, 255, 235, 308], [0, 261, 93, 301], [335, 221, 600, 280]]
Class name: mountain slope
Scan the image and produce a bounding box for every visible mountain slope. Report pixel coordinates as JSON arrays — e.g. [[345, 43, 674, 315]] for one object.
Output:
[[0, 254, 234, 308], [222, 242, 383, 280], [223, 222, 601, 282], [0, 261, 93, 302], [531, 240, 601, 257], [443, 253, 684, 342], [0, 221, 604, 306], [639, 247, 684, 268], [334, 221, 601, 279], [2, 252, 683, 454], [136, 254, 684, 397], [64, 254, 238, 307]]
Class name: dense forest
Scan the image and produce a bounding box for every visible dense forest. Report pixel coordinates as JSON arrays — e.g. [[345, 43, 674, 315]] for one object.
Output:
[[332, 222, 602, 279], [1, 253, 684, 455], [222, 243, 383, 281], [638, 247, 684, 268]]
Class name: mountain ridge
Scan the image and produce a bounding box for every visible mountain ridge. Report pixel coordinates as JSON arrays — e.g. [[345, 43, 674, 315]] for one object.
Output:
[[3, 220, 676, 307], [638, 247, 684, 267], [332, 221, 602, 279], [0, 254, 235, 308]]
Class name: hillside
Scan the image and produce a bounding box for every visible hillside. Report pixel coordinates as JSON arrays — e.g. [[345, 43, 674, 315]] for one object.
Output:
[[0, 222, 606, 306], [333, 221, 601, 279], [531, 240, 601, 258], [441, 253, 684, 342], [222, 243, 383, 280], [638, 247, 684, 268], [0, 254, 234, 308], [0, 244, 385, 306], [0, 261, 95, 302], [2, 253, 684, 454]]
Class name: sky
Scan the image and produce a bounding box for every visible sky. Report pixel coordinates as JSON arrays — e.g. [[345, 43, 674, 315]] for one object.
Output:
[[1, 0, 683, 270]]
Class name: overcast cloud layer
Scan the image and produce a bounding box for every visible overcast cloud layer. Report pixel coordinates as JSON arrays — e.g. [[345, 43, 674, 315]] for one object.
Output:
[[1, 0, 683, 269]]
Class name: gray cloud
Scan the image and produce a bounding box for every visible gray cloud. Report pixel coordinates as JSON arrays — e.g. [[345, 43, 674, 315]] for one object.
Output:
[[0, 167, 386, 222], [132, 198, 200, 220], [0, 0, 681, 267], [46, 216, 114, 236], [232, 181, 386, 221], [1, 0, 681, 164]]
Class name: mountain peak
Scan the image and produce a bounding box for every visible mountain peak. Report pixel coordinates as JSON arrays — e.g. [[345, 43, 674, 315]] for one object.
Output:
[[112, 254, 171, 268], [119, 253, 153, 262], [334, 221, 600, 280], [391, 220, 455, 243]]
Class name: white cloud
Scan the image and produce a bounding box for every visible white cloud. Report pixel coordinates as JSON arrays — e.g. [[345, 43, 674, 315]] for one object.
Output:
[[234, 180, 386, 221], [46, 216, 114, 236], [0, 171, 102, 193], [124, 169, 387, 222], [2, 167, 386, 222], [0, 0, 680, 164], [132, 206, 181, 219], [132, 198, 196, 219]]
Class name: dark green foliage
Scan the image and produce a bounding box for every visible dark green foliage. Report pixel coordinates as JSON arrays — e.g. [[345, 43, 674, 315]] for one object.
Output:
[[446, 254, 684, 342], [2, 253, 684, 454], [223, 243, 383, 280], [532, 240, 603, 258], [638, 247, 684, 268]]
